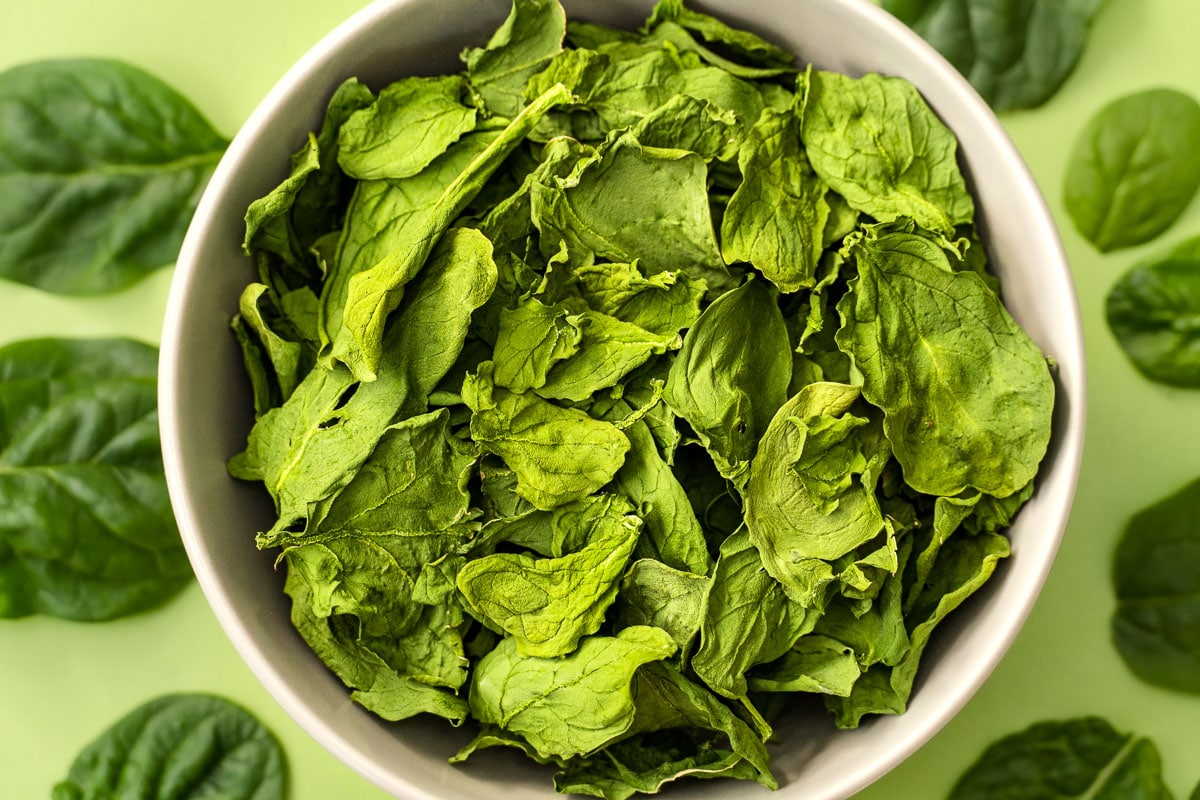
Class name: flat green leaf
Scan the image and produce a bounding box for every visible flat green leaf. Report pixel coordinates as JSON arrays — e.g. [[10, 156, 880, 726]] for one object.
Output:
[[883, 0, 1104, 112], [0, 59, 227, 294], [574, 261, 706, 337], [664, 277, 791, 483], [604, 407, 710, 574], [0, 338, 189, 621], [322, 129, 498, 350], [492, 296, 584, 392], [468, 626, 677, 759], [1107, 256, 1200, 387], [629, 94, 742, 162], [293, 408, 477, 546], [747, 635, 861, 696], [337, 75, 476, 181], [801, 70, 974, 234], [50, 694, 285, 800], [1064, 88, 1200, 252], [458, 497, 638, 658], [553, 733, 762, 800], [463, 0, 567, 118], [644, 0, 795, 70], [464, 363, 630, 510], [836, 230, 1053, 498], [721, 107, 829, 292], [948, 717, 1173, 800], [1112, 477, 1200, 694]]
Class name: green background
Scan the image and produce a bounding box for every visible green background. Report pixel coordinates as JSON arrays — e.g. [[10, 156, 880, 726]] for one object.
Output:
[[3, 0, 1199, 796]]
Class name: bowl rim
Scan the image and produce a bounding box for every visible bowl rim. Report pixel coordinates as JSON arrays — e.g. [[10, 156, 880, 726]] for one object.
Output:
[[159, 0, 1087, 797]]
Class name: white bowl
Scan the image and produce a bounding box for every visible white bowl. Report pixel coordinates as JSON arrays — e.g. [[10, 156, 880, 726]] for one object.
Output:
[[159, 1, 1086, 798]]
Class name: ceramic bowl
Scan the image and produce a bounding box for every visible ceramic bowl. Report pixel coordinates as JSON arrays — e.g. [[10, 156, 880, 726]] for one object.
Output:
[[159, 1, 1086, 797]]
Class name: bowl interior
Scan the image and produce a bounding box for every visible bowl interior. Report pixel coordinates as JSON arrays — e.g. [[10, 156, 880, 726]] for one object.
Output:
[[159, 1, 1086, 798]]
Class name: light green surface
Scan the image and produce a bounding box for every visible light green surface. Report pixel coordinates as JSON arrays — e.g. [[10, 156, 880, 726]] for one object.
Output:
[[3, 0, 1200, 797]]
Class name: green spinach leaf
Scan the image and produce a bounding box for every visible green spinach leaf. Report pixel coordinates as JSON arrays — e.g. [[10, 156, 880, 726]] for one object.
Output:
[[836, 230, 1053, 498], [0, 338, 190, 621], [721, 107, 828, 292], [1064, 88, 1200, 252], [468, 626, 677, 759], [337, 75, 477, 180], [463, 0, 567, 118], [1107, 254, 1200, 387], [664, 276, 791, 484], [883, 0, 1104, 112], [948, 717, 1173, 800], [801, 70, 974, 234], [51, 694, 285, 800], [0, 59, 227, 294], [1112, 477, 1200, 694]]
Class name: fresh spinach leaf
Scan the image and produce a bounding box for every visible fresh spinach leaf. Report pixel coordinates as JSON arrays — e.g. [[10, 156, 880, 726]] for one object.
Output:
[[1064, 88, 1200, 252], [644, 0, 795, 71], [0, 59, 227, 294], [1107, 254, 1200, 387], [883, 0, 1104, 112], [614, 558, 708, 650], [51, 694, 285, 800], [464, 363, 630, 510], [744, 382, 885, 605], [530, 131, 727, 281], [948, 717, 1173, 800], [1112, 477, 1200, 694], [0, 338, 190, 621], [245, 77, 373, 287], [692, 528, 816, 699], [552, 732, 762, 800], [285, 551, 470, 723], [332, 82, 571, 380]]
